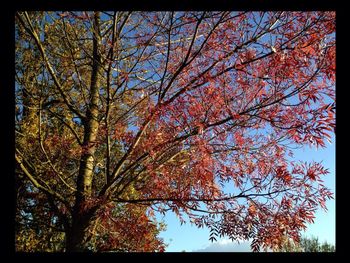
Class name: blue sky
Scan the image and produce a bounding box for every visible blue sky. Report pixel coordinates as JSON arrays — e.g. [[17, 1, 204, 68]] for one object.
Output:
[[157, 134, 336, 252]]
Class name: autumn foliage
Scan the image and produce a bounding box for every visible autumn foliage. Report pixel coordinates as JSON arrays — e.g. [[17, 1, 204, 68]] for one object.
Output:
[[15, 11, 335, 252]]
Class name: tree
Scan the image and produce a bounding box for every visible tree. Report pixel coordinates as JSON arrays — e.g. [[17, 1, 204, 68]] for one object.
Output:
[[15, 11, 335, 252], [276, 236, 335, 252]]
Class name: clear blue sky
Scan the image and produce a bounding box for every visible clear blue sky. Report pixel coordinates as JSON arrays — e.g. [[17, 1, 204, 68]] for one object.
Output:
[[157, 134, 336, 252]]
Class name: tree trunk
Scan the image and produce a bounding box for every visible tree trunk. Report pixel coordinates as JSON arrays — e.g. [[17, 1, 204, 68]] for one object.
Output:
[[65, 213, 91, 252], [68, 11, 102, 252]]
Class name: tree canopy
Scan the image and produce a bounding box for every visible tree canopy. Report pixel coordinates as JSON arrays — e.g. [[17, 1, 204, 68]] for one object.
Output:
[[276, 236, 335, 252], [15, 11, 335, 252]]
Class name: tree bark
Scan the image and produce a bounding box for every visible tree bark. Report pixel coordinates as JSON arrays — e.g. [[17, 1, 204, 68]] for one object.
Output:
[[65, 211, 94, 252], [68, 11, 102, 252]]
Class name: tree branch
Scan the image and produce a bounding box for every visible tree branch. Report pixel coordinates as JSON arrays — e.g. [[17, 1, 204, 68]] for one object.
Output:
[[16, 12, 85, 121], [15, 151, 70, 208]]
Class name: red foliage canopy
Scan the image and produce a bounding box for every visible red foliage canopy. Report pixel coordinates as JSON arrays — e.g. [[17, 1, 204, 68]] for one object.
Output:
[[108, 11, 335, 251], [15, 11, 335, 252]]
